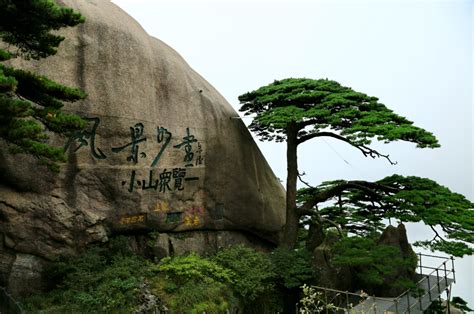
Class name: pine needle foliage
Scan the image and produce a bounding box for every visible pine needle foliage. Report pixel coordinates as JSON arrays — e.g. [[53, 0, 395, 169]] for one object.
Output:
[[331, 236, 417, 291], [212, 245, 276, 301], [302, 175, 474, 256], [239, 78, 473, 258], [239, 78, 443, 249], [239, 78, 439, 147], [0, 0, 86, 171]]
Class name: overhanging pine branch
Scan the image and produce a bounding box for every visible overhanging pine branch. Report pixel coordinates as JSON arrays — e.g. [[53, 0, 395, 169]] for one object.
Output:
[[297, 180, 398, 215], [297, 131, 397, 165], [429, 224, 446, 242], [297, 118, 320, 128], [321, 217, 344, 237], [298, 171, 314, 188]]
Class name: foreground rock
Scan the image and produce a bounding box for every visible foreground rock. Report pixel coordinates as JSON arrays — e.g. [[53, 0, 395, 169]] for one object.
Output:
[[376, 223, 417, 297], [312, 224, 417, 297], [0, 0, 285, 296]]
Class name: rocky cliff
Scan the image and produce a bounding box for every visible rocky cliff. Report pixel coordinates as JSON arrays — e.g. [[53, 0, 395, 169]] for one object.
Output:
[[0, 0, 285, 296]]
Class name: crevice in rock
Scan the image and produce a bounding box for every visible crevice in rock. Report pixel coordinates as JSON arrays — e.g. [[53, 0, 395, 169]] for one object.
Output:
[[0, 208, 9, 223], [168, 238, 174, 256], [0, 200, 21, 215], [64, 149, 80, 208]]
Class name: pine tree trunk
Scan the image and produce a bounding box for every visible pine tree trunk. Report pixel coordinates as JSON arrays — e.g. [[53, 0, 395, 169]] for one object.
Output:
[[281, 124, 299, 249], [305, 222, 326, 251]]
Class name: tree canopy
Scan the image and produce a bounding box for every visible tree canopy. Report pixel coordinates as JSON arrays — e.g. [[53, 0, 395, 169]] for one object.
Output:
[[0, 0, 86, 171], [239, 78, 473, 256], [299, 175, 474, 257], [239, 78, 439, 162]]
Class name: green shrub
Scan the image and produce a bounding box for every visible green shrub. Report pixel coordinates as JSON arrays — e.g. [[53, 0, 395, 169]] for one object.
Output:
[[22, 237, 150, 313], [153, 253, 233, 284], [168, 281, 232, 314], [425, 296, 472, 314], [270, 247, 314, 289], [299, 284, 340, 314], [20, 238, 318, 313], [331, 236, 416, 290], [425, 299, 445, 314], [451, 296, 472, 313], [150, 253, 236, 313], [213, 245, 276, 301]]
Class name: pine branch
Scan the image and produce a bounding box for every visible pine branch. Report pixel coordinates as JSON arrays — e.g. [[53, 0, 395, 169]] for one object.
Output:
[[429, 225, 446, 242], [297, 131, 397, 165], [321, 217, 344, 237], [298, 180, 397, 215], [297, 171, 314, 188]]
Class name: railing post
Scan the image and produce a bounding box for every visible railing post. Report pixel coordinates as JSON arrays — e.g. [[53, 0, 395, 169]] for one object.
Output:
[[407, 292, 411, 314], [444, 261, 449, 287], [395, 299, 399, 314], [419, 290, 423, 311], [419, 253, 423, 274], [427, 275, 432, 301], [446, 288, 451, 314], [451, 256, 456, 283], [346, 291, 350, 313], [436, 269, 441, 294]]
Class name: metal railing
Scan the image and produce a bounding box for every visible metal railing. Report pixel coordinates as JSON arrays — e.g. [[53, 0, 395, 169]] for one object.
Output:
[[301, 285, 394, 313], [394, 253, 455, 313], [416, 253, 455, 283], [301, 253, 455, 314]]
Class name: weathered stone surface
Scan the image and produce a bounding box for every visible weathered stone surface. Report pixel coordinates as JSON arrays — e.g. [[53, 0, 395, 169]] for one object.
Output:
[[376, 223, 417, 297], [7, 254, 48, 298], [0, 0, 285, 295], [312, 224, 417, 297], [150, 230, 273, 258], [135, 282, 168, 313], [441, 301, 464, 314], [377, 224, 415, 259], [312, 233, 354, 292]]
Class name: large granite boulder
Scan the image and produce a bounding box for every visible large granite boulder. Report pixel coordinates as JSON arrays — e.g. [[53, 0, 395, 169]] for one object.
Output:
[[0, 0, 285, 295]]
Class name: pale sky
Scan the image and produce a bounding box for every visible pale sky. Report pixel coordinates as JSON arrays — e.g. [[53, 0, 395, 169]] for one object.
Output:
[[112, 0, 473, 307]]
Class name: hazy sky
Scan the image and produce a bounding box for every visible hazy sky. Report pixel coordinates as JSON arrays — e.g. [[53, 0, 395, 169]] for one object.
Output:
[[112, 0, 473, 306]]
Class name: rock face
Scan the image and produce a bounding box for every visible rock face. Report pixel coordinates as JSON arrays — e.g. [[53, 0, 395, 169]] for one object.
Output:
[[377, 224, 415, 260], [0, 0, 285, 296], [376, 223, 417, 297], [312, 224, 417, 297], [312, 233, 354, 292]]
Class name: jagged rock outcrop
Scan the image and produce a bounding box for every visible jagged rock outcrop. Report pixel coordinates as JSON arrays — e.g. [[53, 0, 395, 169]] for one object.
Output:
[[377, 224, 415, 259], [312, 233, 354, 292], [0, 0, 285, 296], [312, 224, 417, 297], [376, 223, 417, 297]]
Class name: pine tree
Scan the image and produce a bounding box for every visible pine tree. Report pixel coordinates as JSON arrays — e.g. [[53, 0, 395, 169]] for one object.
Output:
[[0, 0, 86, 171], [239, 78, 473, 256]]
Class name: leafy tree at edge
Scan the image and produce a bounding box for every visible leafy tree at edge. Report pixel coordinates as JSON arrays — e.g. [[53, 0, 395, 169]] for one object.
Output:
[[0, 0, 87, 171], [239, 78, 473, 257]]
